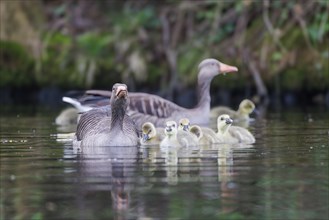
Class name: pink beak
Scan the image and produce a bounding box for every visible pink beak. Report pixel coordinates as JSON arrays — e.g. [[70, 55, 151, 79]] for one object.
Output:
[[116, 85, 127, 98], [219, 62, 238, 74]]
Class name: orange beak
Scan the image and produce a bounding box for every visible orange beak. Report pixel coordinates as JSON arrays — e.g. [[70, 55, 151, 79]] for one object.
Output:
[[219, 62, 238, 74]]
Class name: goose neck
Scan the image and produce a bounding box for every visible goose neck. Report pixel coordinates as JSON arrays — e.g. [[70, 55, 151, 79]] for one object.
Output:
[[220, 125, 230, 134], [196, 75, 212, 109], [111, 99, 126, 129]]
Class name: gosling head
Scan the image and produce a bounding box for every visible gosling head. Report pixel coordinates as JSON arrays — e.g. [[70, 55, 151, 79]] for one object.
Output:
[[178, 118, 191, 132], [217, 114, 233, 134], [239, 99, 255, 115], [141, 122, 157, 142], [164, 121, 178, 137], [190, 125, 203, 140], [198, 58, 238, 80]]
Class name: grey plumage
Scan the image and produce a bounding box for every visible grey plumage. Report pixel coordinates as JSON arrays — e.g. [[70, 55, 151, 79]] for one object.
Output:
[[64, 58, 238, 128], [118, 59, 238, 127], [74, 83, 139, 147]]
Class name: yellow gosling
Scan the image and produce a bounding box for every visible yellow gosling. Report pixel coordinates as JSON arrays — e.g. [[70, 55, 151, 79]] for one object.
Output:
[[211, 99, 255, 122]]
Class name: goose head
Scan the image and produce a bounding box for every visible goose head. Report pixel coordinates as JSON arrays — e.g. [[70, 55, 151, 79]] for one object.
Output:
[[238, 99, 255, 115], [198, 58, 238, 80], [164, 121, 178, 137], [217, 114, 233, 134], [110, 83, 129, 122], [141, 122, 157, 142], [111, 83, 128, 107], [178, 118, 191, 131]]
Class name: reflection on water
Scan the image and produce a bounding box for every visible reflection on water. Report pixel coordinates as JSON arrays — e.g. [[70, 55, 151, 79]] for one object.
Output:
[[70, 145, 138, 220], [0, 106, 328, 220]]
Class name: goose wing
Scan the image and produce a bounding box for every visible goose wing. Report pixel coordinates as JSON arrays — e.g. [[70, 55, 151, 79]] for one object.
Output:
[[76, 106, 111, 141], [86, 90, 112, 97], [82, 90, 186, 118], [77, 94, 110, 108], [128, 111, 173, 128], [127, 93, 185, 118]]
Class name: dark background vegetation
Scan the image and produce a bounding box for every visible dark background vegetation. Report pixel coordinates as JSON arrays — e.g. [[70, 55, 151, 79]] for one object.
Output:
[[1, 0, 328, 107]]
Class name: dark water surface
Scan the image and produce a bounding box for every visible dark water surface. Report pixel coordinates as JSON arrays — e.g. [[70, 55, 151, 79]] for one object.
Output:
[[1, 106, 328, 220]]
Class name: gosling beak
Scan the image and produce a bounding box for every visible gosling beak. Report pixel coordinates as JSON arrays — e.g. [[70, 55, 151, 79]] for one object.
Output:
[[142, 133, 149, 142], [165, 127, 172, 133], [219, 62, 238, 74], [252, 108, 260, 116], [225, 118, 233, 125], [183, 125, 190, 131]]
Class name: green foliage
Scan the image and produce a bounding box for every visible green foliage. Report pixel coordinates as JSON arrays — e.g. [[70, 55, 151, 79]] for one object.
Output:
[[31, 212, 43, 220], [77, 32, 113, 58], [1, 0, 328, 95], [37, 33, 83, 88], [0, 40, 35, 87], [280, 68, 304, 90], [308, 10, 329, 45], [211, 23, 235, 44]]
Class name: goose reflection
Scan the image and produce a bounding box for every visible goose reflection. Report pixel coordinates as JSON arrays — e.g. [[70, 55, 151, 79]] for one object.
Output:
[[69, 141, 254, 218], [140, 143, 254, 216], [72, 145, 138, 219]]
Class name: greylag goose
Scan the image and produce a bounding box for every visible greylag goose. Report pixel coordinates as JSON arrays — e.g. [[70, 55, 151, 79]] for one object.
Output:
[[160, 120, 198, 148], [210, 99, 255, 122], [64, 58, 238, 128], [140, 122, 164, 146], [216, 114, 255, 144], [73, 83, 139, 147]]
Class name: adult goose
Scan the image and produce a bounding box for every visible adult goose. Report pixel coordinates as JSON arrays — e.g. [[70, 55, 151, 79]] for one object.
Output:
[[73, 83, 139, 147], [65, 58, 238, 128]]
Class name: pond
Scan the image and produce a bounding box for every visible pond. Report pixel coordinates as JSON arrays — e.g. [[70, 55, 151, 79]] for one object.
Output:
[[0, 105, 328, 220]]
